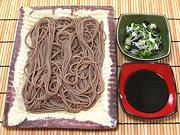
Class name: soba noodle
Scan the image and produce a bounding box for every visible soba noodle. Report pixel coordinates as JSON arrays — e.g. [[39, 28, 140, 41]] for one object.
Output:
[[22, 16, 105, 113]]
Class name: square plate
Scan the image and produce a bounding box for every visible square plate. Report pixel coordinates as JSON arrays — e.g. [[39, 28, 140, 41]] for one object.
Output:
[[119, 63, 177, 119], [116, 14, 171, 61], [3, 6, 117, 129]]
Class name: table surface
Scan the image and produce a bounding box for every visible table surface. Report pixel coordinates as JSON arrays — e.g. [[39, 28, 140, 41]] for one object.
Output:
[[0, 0, 180, 134]]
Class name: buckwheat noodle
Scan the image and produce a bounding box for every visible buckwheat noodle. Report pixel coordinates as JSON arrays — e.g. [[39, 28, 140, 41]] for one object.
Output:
[[22, 16, 105, 113]]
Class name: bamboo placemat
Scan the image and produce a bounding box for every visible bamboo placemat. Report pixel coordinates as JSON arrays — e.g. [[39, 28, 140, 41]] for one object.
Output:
[[0, 0, 179, 134]]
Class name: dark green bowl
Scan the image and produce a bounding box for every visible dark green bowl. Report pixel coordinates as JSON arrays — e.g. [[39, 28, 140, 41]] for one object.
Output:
[[116, 14, 171, 61]]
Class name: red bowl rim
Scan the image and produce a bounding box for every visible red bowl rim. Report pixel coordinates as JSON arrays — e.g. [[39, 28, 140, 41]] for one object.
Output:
[[119, 63, 178, 119]]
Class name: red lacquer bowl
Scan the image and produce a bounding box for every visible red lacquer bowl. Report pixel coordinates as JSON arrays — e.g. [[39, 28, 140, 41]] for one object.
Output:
[[119, 63, 177, 119]]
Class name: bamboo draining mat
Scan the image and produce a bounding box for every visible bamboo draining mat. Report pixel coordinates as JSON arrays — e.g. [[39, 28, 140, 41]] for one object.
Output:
[[0, 0, 180, 134]]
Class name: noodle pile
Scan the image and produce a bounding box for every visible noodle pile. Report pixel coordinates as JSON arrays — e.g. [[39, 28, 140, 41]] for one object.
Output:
[[22, 16, 105, 113]]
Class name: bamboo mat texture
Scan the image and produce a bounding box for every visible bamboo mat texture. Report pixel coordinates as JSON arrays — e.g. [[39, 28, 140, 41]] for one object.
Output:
[[0, 0, 180, 134]]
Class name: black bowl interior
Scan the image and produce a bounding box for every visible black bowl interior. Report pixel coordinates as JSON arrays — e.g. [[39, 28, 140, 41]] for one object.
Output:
[[124, 70, 169, 113]]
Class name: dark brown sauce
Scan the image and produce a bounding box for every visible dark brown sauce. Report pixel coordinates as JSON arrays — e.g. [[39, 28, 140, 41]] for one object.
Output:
[[125, 70, 169, 113]]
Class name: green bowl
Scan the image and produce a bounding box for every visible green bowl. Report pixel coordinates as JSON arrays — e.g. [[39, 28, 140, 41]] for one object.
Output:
[[116, 14, 171, 61]]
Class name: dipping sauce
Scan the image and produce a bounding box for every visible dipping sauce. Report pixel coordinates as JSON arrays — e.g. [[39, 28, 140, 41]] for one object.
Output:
[[124, 70, 169, 113]]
